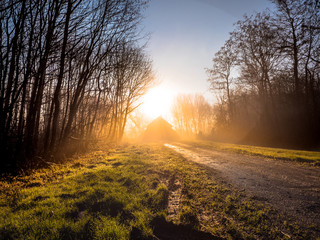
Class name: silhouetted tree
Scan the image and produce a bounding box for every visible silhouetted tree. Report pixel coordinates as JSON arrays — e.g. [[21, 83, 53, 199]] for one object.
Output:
[[208, 1, 320, 148], [207, 38, 237, 123], [0, 0, 152, 172], [107, 44, 154, 142]]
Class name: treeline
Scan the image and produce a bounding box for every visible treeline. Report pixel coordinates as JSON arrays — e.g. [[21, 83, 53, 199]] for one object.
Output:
[[172, 94, 214, 137], [0, 0, 154, 172], [207, 0, 320, 148]]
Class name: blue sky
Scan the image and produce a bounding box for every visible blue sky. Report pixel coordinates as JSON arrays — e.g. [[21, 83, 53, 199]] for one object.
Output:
[[141, 0, 274, 103]]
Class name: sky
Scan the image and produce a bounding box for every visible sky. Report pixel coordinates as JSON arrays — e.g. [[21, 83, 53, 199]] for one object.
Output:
[[139, 0, 274, 121]]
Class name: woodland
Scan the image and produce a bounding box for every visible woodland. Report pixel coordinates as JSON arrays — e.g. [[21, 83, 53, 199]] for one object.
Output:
[[1, 0, 320, 173], [0, 0, 154, 172], [206, 0, 320, 148], [173, 0, 320, 149]]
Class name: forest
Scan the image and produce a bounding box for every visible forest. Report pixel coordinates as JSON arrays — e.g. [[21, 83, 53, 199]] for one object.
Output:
[[171, 0, 320, 149], [206, 0, 320, 148], [0, 0, 154, 172], [1, 0, 320, 174]]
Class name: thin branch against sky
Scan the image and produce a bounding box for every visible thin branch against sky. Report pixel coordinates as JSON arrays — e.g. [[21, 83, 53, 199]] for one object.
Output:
[[141, 0, 274, 102]]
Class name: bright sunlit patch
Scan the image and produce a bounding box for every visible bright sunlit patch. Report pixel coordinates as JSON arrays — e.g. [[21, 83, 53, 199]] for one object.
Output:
[[140, 85, 175, 121]]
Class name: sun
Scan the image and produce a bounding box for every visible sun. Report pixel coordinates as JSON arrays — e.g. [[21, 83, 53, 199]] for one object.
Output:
[[140, 85, 175, 121]]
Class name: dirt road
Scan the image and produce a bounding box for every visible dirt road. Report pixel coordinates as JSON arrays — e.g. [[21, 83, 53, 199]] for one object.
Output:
[[165, 143, 320, 227]]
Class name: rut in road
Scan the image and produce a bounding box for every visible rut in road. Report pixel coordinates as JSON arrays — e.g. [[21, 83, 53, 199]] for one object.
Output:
[[165, 143, 320, 227]]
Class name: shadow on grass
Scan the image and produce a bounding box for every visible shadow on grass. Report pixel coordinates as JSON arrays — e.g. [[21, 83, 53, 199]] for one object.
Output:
[[130, 216, 223, 240], [76, 194, 124, 217]]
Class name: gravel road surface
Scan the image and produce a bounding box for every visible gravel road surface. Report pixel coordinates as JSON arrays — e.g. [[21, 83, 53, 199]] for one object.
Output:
[[165, 143, 320, 227]]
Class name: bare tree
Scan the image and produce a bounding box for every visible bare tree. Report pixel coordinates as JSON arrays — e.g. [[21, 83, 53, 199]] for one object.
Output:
[[0, 0, 153, 172], [272, 0, 307, 97], [207, 38, 237, 122], [208, 2, 320, 147], [107, 44, 154, 141], [172, 94, 213, 137]]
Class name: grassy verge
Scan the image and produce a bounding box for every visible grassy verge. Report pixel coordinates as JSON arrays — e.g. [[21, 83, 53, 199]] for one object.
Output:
[[0, 143, 317, 239], [181, 140, 320, 166]]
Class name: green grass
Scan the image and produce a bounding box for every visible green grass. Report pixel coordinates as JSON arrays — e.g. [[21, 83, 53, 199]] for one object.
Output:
[[0, 146, 161, 239], [0, 143, 318, 239], [182, 140, 320, 166]]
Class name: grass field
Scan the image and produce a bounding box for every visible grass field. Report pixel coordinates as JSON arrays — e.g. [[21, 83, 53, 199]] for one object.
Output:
[[0, 143, 317, 239], [182, 140, 320, 166]]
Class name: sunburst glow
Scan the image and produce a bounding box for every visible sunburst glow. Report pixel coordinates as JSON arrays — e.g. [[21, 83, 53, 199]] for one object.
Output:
[[140, 85, 175, 121]]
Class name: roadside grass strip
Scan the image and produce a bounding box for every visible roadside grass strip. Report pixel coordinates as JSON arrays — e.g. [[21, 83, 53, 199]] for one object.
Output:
[[0, 143, 316, 239], [184, 140, 320, 166]]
